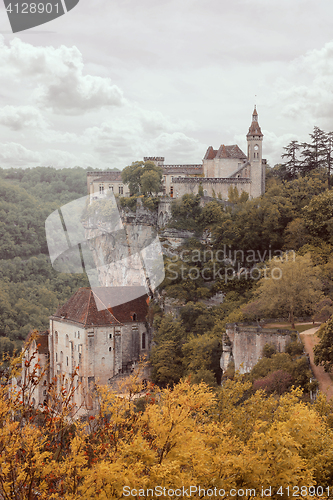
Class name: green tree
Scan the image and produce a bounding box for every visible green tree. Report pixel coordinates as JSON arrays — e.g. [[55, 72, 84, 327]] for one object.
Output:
[[302, 189, 333, 243], [150, 314, 186, 386], [247, 253, 322, 328], [281, 140, 301, 180], [141, 170, 161, 196], [169, 193, 202, 231], [300, 126, 328, 176], [121, 160, 163, 196]]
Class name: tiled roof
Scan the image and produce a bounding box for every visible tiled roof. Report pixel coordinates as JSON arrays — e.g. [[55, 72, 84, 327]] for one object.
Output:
[[92, 287, 149, 323], [51, 288, 122, 327], [51, 287, 149, 326], [204, 144, 247, 160], [247, 122, 263, 137], [93, 172, 122, 182], [204, 146, 218, 160]]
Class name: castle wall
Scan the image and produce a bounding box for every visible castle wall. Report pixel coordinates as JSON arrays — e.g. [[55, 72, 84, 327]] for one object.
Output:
[[223, 324, 293, 375], [171, 177, 251, 200], [203, 158, 246, 178]]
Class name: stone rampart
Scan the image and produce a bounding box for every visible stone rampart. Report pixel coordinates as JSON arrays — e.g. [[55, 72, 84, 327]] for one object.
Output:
[[171, 177, 252, 199], [221, 323, 294, 375]]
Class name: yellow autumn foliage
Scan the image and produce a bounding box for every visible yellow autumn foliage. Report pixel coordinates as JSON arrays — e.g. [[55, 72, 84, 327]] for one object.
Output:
[[1, 347, 333, 499]]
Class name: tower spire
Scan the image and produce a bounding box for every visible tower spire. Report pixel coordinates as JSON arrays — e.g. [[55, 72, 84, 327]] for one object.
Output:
[[247, 106, 262, 137]]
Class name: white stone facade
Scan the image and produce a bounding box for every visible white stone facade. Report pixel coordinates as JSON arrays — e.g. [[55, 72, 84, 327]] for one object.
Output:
[[87, 107, 265, 202], [23, 288, 150, 415]]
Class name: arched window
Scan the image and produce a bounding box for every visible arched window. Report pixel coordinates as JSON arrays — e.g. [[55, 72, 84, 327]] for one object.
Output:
[[132, 313, 137, 322], [60, 351, 63, 363], [109, 347, 112, 352], [142, 332, 146, 350], [66, 334, 69, 348], [55, 331, 58, 344]]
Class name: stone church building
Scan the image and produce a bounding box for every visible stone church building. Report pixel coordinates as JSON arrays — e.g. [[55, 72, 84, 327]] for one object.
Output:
[[87, 106, 266, 202]]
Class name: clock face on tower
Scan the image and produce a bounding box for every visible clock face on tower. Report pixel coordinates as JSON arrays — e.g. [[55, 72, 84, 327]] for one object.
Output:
[[254, 145, 259, 151]]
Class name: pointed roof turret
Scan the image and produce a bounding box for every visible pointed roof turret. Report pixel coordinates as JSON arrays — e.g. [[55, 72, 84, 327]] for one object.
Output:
[[247, 106, 263, 138]]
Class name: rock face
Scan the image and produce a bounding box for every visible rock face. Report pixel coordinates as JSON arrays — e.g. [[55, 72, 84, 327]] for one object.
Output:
[[221, 323, 293, 376], [84, 222, 158, 290], [79, 197, 164, 298]]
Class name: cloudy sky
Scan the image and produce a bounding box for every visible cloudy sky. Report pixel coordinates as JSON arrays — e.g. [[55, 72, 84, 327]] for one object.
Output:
[[0, 0, 332, 170]]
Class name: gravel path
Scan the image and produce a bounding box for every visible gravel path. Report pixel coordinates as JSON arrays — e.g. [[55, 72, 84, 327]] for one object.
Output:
[[300, 326, 333, 401]]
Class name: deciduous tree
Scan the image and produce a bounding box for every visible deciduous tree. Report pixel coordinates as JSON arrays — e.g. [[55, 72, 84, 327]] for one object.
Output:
[[246, 253, 322, 328]]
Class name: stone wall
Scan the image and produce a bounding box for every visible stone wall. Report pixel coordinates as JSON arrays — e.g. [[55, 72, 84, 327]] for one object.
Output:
[[172, 177, 252, 200], [203, 157, 246, 178], [221, 323, 294, 375]]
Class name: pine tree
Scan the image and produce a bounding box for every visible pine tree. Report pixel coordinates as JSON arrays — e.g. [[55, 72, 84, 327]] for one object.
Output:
[[281, 140, 301, 180], [300, 126, 327, 176]]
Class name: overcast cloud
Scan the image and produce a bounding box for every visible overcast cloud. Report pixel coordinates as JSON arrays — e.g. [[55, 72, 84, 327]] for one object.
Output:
[[0, 0, 332, 169]]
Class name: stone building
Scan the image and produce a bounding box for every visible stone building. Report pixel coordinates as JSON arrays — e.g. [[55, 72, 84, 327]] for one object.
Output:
[[49, 287, 149, 412], [167, 106, 265, 200], [220, 323, 294, 376], [22, 288, 149, 413], [87, 106, 266, 204], [87, 171, 130, 200]]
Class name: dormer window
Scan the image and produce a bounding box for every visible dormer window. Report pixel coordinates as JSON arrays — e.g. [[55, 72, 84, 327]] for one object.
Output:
[[132, 313, 137, 322]]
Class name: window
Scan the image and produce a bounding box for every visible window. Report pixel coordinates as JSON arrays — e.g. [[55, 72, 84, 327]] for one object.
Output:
[[66, 334, 69, 348], [56, 352, 58, 362], [55, 331, 58, 344], [119, 185, 123, 195], [142, 332, 146, 350], [78, 331, 80, 339], [170, 186, 173, 198], [99, 184, 104, 194], [60, 351, 63, 363], [109, 184, 114, 192], [109, 333, 112, 339], [109, 347, 112, 352], [66, 356, 69, 366], [132, 313, 137, 322]]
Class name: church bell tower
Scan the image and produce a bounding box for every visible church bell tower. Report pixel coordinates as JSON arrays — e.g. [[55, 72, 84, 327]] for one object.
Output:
[[247, 106, 265, 197]]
